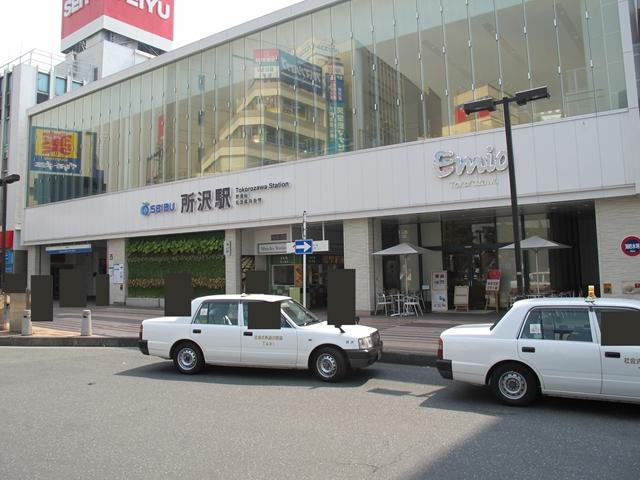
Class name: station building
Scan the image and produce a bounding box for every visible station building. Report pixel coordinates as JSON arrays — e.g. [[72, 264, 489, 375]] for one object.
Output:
[[19, 0, 640, 312]]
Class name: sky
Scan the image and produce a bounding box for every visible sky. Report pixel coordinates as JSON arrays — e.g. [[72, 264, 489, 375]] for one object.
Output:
[[0, 0, 302, 65]]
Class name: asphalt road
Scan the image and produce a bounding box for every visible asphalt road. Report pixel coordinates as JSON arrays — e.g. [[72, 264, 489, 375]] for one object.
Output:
[[1, 348, 638, 480]]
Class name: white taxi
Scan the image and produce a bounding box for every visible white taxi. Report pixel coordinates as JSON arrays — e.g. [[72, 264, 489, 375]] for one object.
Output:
[[138, 294, 382, 382], [437, 297, 640, 406]]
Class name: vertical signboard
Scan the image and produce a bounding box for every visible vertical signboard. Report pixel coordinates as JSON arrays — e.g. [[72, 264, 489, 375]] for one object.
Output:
[[431, 271, 448, 312], [324, 61, 346, 154]]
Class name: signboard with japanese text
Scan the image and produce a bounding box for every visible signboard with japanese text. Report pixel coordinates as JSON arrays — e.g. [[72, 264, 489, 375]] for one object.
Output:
[[254, 49, 322, 95], [431, 271, 448, 312], [325, 62, 346, 154], [4, 250, 13, 273], [31, 127, 81, 175], [486, 269, 501, 292], [621, 281, 640, 295], [61, 0, 174, 52]]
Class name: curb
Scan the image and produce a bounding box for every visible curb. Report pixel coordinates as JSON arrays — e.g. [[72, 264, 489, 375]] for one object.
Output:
[[0, 336, 139, 347], [380, 351, 437, 367], [0, 336, 437, 366]]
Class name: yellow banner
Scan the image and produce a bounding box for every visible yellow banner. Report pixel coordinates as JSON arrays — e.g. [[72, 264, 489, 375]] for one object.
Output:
[[34, 129, 78, 159]]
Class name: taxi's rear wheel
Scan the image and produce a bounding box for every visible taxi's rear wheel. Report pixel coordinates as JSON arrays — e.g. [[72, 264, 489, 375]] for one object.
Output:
[[173, 342, 204, 375], [312, 347, 347, 383], [490, 363, 538, 406]]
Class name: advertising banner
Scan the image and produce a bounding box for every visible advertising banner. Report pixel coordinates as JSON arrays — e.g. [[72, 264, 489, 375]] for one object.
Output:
[[31, 127, 82, 175], [61, 0, 174, 52], [486, 269, 501, 292], [621, 281, 640, 295], [254, 49, 321, 95], [325, 62, 346, 154], [279, 51, 322, 95], [4, 250, 13, 273], [431, 271, 448, 312], [254, 49, 280, 80]]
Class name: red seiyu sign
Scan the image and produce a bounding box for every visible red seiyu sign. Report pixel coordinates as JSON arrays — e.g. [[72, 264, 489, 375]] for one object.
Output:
[[61, 0, 174, 42], [621, 236, 640, 257]]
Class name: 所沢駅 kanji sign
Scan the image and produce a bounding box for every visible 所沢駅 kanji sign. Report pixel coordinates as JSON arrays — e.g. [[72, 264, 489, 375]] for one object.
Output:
[[140, 182, 291, 217]]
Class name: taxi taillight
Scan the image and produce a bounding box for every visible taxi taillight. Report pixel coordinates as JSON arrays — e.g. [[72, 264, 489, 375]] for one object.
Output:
[[139, 323, 143, 341], [437, 337, 443, 360]]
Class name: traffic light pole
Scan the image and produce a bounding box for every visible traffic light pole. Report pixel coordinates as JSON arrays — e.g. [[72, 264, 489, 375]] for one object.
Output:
[[1, 177, 6, 290], [302, 211, 307, 308]]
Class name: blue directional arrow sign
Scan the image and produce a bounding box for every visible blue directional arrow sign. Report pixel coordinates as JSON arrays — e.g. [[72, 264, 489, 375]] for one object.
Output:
[[294, 239, 313, 255]]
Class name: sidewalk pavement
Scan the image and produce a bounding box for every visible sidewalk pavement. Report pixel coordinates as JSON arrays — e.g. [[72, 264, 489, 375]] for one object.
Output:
[[0, 305, 501, 366]]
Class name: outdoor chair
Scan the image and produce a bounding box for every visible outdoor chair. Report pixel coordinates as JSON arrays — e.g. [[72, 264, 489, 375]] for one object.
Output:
[[375, 293, 393, 316], [403, 295, 423, 316]]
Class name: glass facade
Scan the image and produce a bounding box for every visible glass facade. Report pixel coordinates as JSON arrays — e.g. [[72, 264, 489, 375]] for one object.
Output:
[[28, 0, 628, 206]]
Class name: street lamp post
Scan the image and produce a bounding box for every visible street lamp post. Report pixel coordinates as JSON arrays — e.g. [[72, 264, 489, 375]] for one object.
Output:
[[0, 173, 20, 291], [462, 87, 549, 297]]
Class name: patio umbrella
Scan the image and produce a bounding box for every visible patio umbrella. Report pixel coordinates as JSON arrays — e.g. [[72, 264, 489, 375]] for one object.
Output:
[[373, 242, 430, 294], [500, 236, 571, 293]]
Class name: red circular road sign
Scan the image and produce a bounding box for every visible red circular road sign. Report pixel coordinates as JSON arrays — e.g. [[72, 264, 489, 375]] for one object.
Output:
[[621, 236, 640, 256]]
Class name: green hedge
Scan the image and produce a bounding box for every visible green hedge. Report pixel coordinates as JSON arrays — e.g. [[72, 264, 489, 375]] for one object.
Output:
[[128, 256, 225, 279], [128, 286, 221, 299], [127, 232, 225, 298]]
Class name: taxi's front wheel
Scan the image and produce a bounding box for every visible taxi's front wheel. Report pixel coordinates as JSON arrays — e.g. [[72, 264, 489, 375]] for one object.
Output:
[[312, 347, 347, 382]]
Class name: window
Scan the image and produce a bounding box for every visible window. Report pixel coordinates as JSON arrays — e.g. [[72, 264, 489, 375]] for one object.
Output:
[[37, 72, 50, 93], [242, 304, 291, 328], [55, 77, 67, 96], [280, 299, 320, 327], [595, 308, 640, 346], [71, 80, 83, 91], [194, 301, 239, 325], [272, 265, 294, 286], [520, 308, 592, 342]]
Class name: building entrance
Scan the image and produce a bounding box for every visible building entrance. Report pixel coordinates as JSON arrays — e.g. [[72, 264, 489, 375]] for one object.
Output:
[[443, 246, 499, 310]]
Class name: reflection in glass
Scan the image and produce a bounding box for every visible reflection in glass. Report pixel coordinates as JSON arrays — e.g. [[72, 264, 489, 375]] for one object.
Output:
[[525, 0, 562, 120], [418, 0, 447, 138], [26, 0, 630, 206]]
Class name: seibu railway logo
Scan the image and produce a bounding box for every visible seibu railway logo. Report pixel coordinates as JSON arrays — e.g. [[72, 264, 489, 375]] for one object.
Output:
[[62, 0, 174, 43]]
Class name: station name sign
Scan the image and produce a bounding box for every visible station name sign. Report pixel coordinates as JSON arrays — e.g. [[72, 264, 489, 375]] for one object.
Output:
[[139, 181, 291, 217]]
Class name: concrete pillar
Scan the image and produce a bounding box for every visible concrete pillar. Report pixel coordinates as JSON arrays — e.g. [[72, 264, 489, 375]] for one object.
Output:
[[107, 238, 126, 304], [225, 229, 242, 294], [595, 196, 640, 298], [373, 219, 383, 297], [26, 245, 50, 289], [343, 218, 377, 315]]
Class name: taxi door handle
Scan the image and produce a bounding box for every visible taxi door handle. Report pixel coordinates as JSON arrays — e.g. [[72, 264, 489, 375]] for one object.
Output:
[[605, 351, 620, 358], [192, 329, 201, 334], [244, 331, 253, 336], [522, 346, 535, 353]]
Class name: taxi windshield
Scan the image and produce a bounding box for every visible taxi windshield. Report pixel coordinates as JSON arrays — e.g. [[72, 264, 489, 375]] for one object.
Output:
[[281, 299, 321, 327]]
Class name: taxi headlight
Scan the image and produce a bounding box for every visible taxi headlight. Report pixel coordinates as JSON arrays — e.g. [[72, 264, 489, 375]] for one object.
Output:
[[358, 336, 373, 349]]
